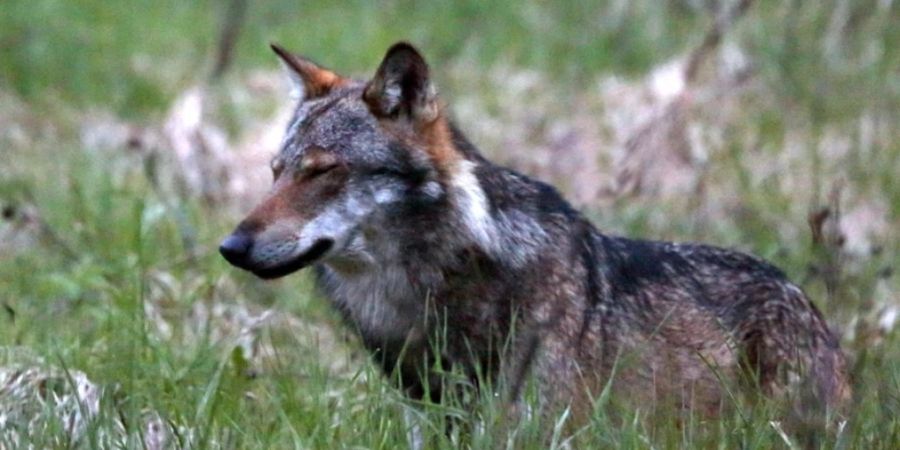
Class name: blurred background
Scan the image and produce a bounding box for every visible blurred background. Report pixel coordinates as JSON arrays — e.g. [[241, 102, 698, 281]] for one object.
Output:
[[1, 0, 898, 447]]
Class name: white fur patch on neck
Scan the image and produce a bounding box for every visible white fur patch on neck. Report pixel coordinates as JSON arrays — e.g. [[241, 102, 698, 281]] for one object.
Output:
[[449, 160, 550, 267], [449, 159, 498, 253]]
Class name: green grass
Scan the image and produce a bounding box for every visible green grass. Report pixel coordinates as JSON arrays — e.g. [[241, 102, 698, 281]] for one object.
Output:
[[1, 0, 712, 118], [2, 0, 900, 448]]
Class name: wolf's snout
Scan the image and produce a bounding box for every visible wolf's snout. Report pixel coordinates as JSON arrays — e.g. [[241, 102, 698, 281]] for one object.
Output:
[[219, 232, 253, 267]]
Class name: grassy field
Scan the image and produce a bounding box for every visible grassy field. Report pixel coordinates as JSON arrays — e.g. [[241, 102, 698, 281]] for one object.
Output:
[[2, 0, 899, 448]]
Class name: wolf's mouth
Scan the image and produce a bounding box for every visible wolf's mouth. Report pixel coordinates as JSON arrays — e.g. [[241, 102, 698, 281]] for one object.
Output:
[[253, 239, 334, 279]]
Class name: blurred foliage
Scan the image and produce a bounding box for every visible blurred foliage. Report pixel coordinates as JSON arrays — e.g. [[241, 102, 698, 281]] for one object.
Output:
[[4, 0, 709, 116], [2, 1, 896, 122]]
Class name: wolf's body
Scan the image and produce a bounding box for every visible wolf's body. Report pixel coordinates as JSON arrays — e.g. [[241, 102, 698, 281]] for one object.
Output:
[[220, 42, 849, 422]]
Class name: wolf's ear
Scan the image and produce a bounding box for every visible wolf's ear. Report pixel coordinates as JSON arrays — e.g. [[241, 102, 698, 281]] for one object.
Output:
[[271, 43, 345, 101], [364, 42, 439, 123]]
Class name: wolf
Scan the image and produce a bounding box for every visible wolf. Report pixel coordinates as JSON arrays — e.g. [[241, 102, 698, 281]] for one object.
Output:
[[219, 41, 850, 426]]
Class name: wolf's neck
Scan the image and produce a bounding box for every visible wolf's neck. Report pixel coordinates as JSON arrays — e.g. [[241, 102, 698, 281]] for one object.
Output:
[[445, 157, 552, 269], [447, 158, 497, 253]]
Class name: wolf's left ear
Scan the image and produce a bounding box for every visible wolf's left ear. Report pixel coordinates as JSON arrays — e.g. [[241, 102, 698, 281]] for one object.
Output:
[[364, 42, 439, 123], [271, 43, 345, 101]]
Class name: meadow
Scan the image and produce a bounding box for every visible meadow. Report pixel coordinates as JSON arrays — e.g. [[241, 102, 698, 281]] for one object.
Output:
[[1, 1, 899, 448]]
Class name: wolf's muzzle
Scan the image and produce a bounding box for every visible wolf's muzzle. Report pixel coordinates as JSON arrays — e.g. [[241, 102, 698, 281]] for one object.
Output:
[[251, 238, 333, 279], [219, 231, 334, 279]]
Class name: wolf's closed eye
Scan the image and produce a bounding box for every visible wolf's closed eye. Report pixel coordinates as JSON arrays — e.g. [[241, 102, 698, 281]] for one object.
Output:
[[297, 146, 342, 180], [301, 162, 339, 179]]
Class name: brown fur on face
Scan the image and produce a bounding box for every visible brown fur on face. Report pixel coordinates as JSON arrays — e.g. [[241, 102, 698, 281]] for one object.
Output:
[[236, 158, 348, 235]]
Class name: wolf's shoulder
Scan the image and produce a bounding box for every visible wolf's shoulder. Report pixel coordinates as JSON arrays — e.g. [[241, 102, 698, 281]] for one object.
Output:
[[473, 161, 579, 220]]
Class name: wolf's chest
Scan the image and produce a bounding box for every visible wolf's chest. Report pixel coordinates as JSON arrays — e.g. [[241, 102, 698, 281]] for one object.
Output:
[[315, 264, 427, 343]]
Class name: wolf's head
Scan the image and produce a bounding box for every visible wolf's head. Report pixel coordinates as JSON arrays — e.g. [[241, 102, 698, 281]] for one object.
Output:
[[219, 42, 476, 279]]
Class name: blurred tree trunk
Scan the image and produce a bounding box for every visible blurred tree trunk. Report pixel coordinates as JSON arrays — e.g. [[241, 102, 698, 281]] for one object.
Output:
[[211, 0, 248, 80]]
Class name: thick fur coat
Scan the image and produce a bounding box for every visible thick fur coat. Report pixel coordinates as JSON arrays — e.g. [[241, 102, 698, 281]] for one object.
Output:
[[220, 42, 850, 422]]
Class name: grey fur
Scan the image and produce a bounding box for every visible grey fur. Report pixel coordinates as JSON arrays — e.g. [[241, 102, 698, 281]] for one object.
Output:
[[221, 42, 850, 427]]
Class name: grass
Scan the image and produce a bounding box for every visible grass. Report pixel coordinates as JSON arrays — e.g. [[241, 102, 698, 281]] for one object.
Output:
[[1, 0, 710, 118], [2, 0, 900, 448]]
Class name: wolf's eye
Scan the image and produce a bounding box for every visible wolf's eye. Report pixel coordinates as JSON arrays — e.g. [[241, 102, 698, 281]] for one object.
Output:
[[299, 149, 341, 179], [270, 159, 285, 179], [301, 162, 339, 179]]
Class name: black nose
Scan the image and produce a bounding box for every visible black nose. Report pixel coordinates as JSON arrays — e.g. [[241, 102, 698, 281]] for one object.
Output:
[[219, 232, 253, 267]]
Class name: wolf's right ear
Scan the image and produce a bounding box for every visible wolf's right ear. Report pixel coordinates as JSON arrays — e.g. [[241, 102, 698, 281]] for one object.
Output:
[[364, 42, 439, 123], [271, 43, 345, 101]]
